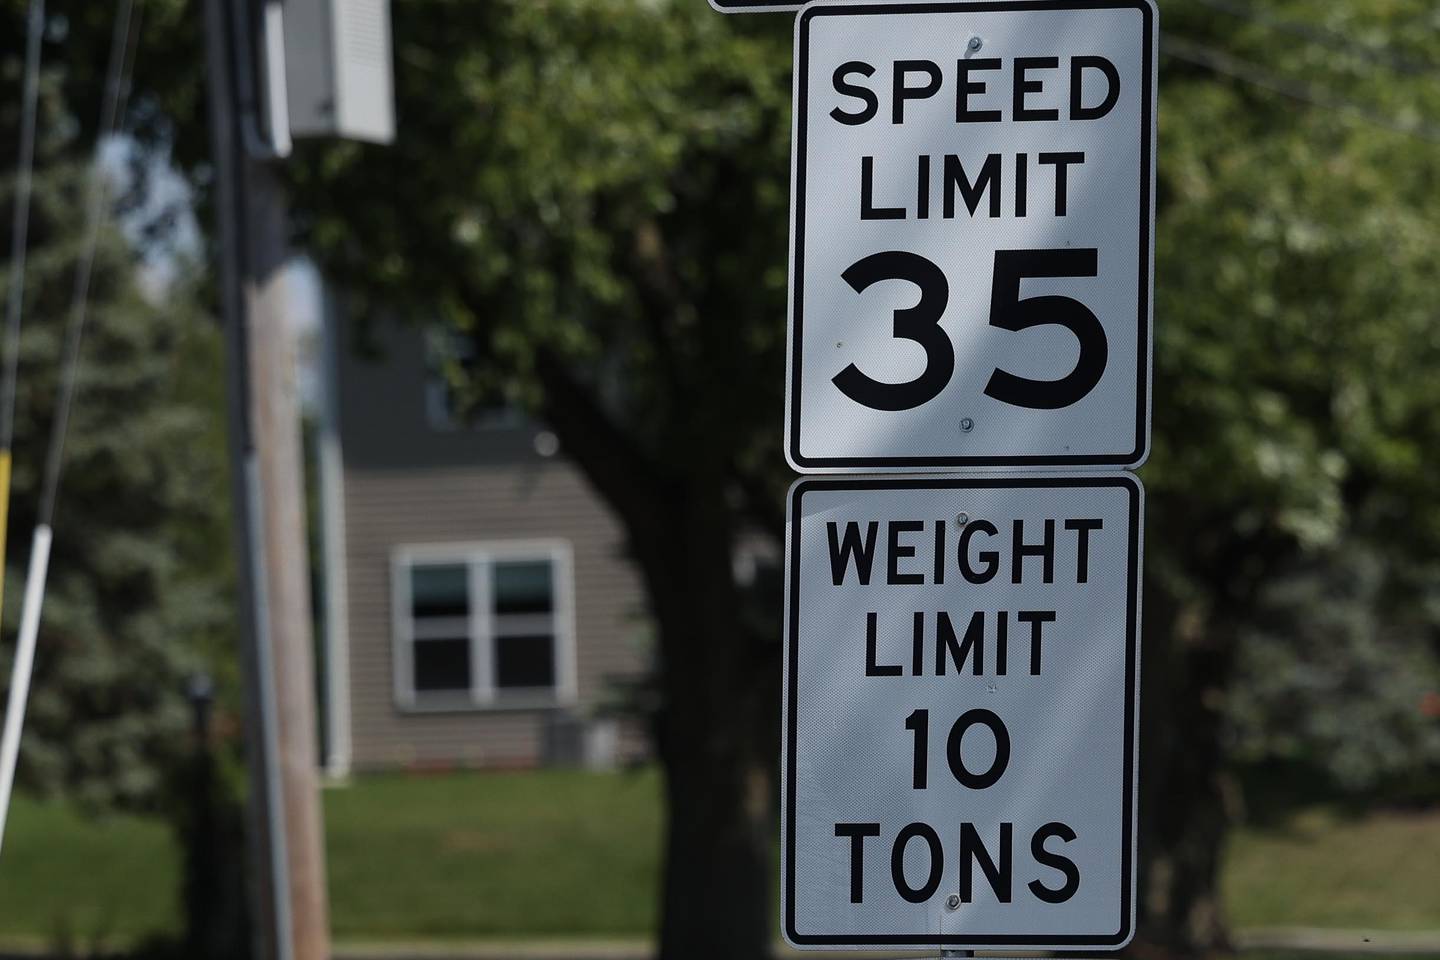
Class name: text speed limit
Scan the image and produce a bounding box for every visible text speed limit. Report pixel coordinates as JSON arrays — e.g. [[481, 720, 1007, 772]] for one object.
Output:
[[785, 0, 1157, 471]]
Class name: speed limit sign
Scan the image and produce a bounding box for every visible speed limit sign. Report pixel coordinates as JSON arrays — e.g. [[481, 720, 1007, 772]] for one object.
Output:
[[785, 0, 1157, 471]]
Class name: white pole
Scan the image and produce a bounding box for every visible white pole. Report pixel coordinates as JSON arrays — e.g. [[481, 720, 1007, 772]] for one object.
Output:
[[0, 524, 54, 855]]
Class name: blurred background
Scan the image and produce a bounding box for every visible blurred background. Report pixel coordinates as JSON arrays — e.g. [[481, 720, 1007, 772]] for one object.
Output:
[[0, 0, 1438, 959]]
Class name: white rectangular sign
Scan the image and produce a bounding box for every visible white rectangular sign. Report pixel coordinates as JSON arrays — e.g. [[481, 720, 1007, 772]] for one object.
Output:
[[783, 474, 1142, 949], [786, 1, 1156, 471]]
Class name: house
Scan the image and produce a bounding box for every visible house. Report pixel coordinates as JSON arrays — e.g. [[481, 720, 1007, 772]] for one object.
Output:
[[315, 310, 652, 777]]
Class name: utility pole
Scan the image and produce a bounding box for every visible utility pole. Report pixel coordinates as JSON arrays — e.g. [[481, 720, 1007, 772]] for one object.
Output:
[[202, 1, 330, 958]]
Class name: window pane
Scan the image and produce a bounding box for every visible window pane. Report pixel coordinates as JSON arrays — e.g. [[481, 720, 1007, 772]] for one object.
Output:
[[413, 637, 471, 692], [493, 560, 553, 615], [495, 634, 555, 690], [423, 327, 526, 431], [411, 563, 469, 618]]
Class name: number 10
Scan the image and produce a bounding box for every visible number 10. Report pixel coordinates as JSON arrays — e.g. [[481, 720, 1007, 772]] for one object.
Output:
[[904, 707, 1011, 790]]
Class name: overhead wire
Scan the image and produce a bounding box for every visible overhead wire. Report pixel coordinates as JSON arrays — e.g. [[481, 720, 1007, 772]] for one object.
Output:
[[38, 0, 143, 527], [1162, 35, 1440, 144], [0, 0, 142, 859], [1184, 0, 1440, 77]]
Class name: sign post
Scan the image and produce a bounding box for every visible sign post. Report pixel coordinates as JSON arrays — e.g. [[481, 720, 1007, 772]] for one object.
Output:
[[783, 474, 1142, 949]]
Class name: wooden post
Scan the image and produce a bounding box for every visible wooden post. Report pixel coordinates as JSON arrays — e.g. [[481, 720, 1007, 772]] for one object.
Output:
[[241, 155, 332, 960], [202, 1, 331, 957]]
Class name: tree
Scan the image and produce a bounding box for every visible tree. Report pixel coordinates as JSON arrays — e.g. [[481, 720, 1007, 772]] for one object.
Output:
[[0, 0, 233, 817], [1138, 2, 1440, 950], [66, 0, 1440, 954], [288, 2, 1440, 954], [2, 8, 250, 953], [285, 3, 792, 955]]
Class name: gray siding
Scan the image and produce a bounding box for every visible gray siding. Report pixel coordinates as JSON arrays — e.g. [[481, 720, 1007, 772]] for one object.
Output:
[[343, 461, 651, 769], [337, 310, 544, 469]]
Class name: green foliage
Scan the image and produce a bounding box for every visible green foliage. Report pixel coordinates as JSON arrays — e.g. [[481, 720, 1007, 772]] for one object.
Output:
[[1150, 0, 1440, 792], [280, 0, 1440, 816], [29, 0, 1437, 943], [288, 0, 793, 470], [1226, 546, 1440, 789], [282, 0, 1440, 795], [0, 28, 233, 810]]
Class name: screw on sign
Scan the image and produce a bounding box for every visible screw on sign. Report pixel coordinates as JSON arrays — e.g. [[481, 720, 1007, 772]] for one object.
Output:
[[782, 475, 1142, 949], [785, 0, 1157, 471]]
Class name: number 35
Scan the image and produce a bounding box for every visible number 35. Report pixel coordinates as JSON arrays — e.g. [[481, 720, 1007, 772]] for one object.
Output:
[[831, 248, 1108, 412]]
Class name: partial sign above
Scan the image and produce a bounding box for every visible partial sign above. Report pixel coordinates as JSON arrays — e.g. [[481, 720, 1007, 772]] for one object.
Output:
[[786, 1, 1156, 471], [783, 474, 1142, 949]]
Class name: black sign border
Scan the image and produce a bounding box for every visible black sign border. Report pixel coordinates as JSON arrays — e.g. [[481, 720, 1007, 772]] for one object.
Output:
[[783, 473, 1142, 948], [787, 0, 1156, 470]]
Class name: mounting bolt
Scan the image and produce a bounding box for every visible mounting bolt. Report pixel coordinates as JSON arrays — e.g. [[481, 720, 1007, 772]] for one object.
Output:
[[959, 417, 974, 433], [956, 512, 969, 526], [946, 894, 962, 910], [967, 35, 983, 52], [836, 341, 843, 348]]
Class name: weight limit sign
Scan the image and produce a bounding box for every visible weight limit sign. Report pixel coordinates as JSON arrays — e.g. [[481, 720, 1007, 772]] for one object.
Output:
[[782, 474, 1142, 949], [786, 0, 1157, 471]]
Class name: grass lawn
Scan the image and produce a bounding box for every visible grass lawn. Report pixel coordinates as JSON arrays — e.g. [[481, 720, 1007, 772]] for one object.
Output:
[[325, 769, 661, 938], [0, 795, 179, 942], [1222, 805, 1440, 931], [1243, 956, 1437, 960], [1, 769, 1437, 945]]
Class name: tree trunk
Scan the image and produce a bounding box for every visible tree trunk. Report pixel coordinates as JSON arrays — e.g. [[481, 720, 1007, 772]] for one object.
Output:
[[529, 359, 775, 959], [1133, 584, 1237, 958], [642, 482, 773, 960], [656, 698, 772, 960]]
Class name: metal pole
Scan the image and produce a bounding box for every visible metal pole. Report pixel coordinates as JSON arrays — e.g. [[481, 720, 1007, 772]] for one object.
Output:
[[202, 3, 282, 956]]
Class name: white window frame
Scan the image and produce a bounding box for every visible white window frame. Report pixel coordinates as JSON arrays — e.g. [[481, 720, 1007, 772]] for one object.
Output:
[[391, 539, 578, 711]]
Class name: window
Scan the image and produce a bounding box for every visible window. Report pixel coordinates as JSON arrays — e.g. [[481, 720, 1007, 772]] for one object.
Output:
[[422, 327, 525, 432], [392, 541, 576, 709]]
